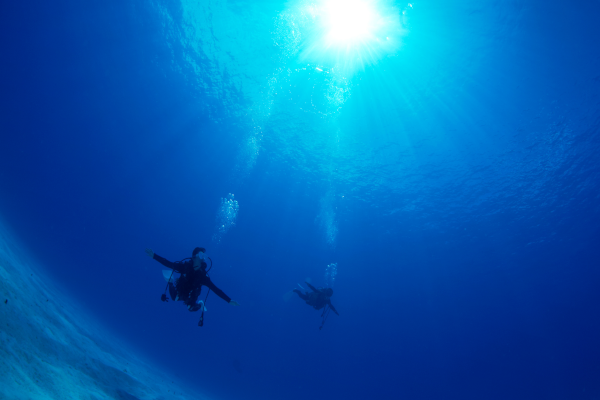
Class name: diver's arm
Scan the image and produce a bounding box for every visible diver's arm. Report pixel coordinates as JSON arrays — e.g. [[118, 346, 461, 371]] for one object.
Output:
[[203, 276, 238, 305], [305, 282, 319, 293], [151, 253, 181, 271], [328, 302, 339, 316]]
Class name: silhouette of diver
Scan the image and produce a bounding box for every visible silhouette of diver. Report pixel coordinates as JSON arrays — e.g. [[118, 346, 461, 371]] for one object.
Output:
[[294, 282, 339, 329], [146, 247, 239, 312]]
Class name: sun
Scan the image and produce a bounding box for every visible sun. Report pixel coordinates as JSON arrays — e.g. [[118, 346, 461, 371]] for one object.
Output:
[[284, 0, 405, 74], [323, 0, 380, 46]]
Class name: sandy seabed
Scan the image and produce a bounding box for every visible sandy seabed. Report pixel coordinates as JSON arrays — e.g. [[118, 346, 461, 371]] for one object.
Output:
[[0, 224, 205, 400]]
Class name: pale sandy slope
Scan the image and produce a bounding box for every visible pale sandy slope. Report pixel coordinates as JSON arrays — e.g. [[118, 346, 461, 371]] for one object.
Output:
[[0, 223, 206, 400]]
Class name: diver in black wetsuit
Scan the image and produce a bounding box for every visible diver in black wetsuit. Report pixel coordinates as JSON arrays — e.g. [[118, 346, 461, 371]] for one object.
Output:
[[145, 247, 239, 311], [294, 282, 339, 316]]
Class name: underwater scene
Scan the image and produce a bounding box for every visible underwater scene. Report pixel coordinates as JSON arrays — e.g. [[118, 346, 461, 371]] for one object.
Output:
[[1, 0, 599, 399]]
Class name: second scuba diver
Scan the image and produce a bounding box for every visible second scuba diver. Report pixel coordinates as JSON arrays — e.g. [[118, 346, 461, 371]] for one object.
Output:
[[294, 282, 339, 316]]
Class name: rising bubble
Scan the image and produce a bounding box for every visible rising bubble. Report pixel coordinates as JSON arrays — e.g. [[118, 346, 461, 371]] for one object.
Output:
[[213, 194, 239, 243]]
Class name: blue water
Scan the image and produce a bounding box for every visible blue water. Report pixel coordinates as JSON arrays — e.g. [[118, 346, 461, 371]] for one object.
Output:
[[1, 0, 599, 399]]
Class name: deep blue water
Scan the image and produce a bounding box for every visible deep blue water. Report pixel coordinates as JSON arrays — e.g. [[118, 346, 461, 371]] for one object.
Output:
[[1, 0, 600, 399]]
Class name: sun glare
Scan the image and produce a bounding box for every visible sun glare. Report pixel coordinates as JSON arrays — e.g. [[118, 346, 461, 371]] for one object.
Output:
[[324, 0, 378, 45], [279, 0, 406, 74]]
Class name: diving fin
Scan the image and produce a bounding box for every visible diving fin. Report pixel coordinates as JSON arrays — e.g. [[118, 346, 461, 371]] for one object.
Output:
[[162, 270, 180, 283], [196, 299, 207, 312]]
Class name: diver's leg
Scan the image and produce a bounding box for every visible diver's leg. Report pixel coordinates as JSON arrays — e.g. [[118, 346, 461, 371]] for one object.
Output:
[[203, 277, 232, 303], [188, 286, 201, 305], [185, 287, 203, 311], [176, 279, 191, 303]]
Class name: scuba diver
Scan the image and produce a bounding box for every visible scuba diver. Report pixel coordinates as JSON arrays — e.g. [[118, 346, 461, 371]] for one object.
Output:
[[293, 282, 339, 329], [145, 247, 239, 325]]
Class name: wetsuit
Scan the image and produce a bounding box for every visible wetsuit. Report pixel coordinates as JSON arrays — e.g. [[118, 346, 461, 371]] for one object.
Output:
[[152, 254, 231, 306], [294, 283, 339, 315]]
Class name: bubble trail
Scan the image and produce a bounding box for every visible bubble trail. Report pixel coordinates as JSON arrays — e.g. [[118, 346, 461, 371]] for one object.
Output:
[[213, 193, 239, 243], [325, 263, 338, 287]]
